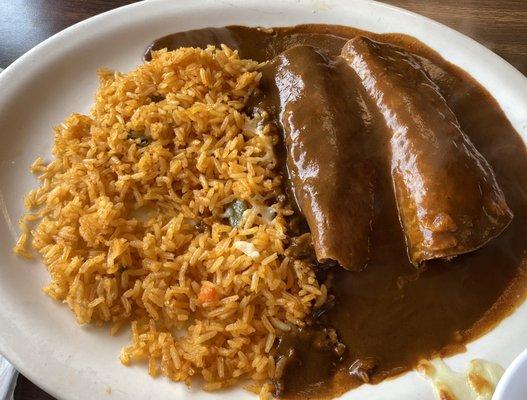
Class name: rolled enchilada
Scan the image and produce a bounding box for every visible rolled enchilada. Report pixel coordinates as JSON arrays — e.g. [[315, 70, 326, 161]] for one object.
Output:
[[341, 37, 513, 264], [270, 45, 375, 270]]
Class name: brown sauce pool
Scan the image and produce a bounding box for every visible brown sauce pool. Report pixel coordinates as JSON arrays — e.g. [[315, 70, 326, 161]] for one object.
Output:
[[147, 25, 527, 399]]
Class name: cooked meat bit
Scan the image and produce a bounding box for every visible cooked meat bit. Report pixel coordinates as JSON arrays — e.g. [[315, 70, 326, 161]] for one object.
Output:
[[224, 199, 248, 227], [341, 37, 512, 264], [285, 233, 314, 259], [127, 130, 151, 147], [286, 213, 309, 238], [348, 357, 379, 383], [149, 94, 165, 103], [276, 193, 287, 204], [193, 219, 208, 233], [310, 292, 335, 320]]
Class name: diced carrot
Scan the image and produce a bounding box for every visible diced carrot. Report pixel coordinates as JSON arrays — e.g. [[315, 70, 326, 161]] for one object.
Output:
[[198, 286, 219, 303]]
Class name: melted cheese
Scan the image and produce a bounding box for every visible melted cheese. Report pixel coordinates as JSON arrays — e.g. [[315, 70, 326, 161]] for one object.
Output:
[[417, 358, 504, 400]]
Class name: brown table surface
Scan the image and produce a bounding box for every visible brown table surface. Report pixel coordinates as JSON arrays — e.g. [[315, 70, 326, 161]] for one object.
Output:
[[2, 0, 526, 398]]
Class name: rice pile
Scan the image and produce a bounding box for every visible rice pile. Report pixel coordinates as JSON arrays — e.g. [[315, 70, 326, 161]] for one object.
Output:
[[14, 45, 325, 396]]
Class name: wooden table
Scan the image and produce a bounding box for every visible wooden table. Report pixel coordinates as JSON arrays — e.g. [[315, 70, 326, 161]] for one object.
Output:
[[2, 0, 526, 398]]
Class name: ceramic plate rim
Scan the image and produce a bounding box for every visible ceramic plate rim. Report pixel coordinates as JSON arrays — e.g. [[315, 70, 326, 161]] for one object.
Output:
[[0, 1, 526, 399]]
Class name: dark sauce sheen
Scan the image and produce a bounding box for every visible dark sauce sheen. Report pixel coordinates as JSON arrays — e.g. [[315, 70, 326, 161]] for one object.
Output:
[[147, 25, 527, 399]]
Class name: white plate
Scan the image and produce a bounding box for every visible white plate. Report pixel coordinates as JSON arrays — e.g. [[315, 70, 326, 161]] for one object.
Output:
[[494, 348, 527, 400], [0, 1, 526, 399]]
